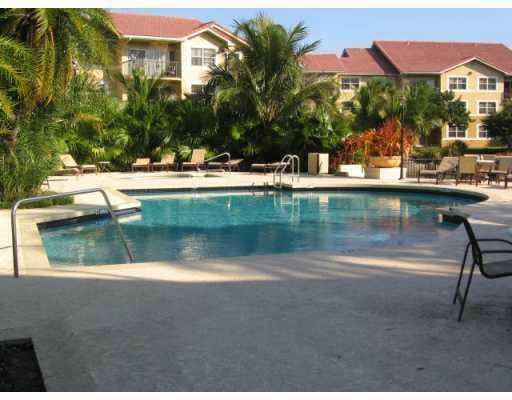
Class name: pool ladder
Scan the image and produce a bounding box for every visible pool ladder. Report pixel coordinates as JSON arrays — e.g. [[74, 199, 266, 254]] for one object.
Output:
[[10, 188, 135, 278], [273, 154, 300, 189]]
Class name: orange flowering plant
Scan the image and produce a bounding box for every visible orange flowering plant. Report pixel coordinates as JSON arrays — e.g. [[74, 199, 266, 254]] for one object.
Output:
[[336, 118, 413, 166]]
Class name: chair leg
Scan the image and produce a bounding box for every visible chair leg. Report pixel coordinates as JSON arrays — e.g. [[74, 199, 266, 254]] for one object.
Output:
[[453, 242, 471, 304], [457, 260, 477, 322]]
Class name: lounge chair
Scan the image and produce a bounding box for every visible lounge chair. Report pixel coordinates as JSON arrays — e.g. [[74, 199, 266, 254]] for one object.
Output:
[[182, 149, 206, 171], [447, 208, 512, 321], [151, 153, 176, 172], [59, 154, 97, 175], [250, 162, 288, 175], [417, 156, 458, 184], [488, 156, 512, 186], [207, 158, 244, 172], [132, 158, 150, 172], [455, 156, 478, 185]]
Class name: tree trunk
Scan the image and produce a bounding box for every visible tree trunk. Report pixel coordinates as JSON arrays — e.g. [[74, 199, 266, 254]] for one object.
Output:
[[399, 126, 404, 180]]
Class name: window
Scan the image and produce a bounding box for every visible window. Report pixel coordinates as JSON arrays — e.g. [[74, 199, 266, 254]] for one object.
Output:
[[479, 77, 497, 91], [448, 124, 467, 138], [128, 48, 146, 61], [190, 84, 205, 95], [478, 101, 497, 115], [478, 124, 489, 138], [191, 48, 216, 67], [341, 77, 360, 90], [448, 77, 467, 90]]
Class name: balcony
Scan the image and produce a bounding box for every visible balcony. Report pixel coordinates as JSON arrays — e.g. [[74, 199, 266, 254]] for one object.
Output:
[[123, 59, 180, 79]]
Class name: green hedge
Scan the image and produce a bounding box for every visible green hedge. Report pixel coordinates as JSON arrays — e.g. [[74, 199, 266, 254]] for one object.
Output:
[[413, 145, 511, 159]]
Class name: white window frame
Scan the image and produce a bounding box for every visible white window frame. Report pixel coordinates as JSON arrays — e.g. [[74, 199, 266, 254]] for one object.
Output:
[[189, 82, 206, 95], [191, 47, 217, 67], [128, 48, 146, 61], [477, 123, 490, 139], [447, 76, 468, 91], [478, 100, 498, 116], [447, 124, 468, 139], [341, 77, 360, 91], [478, 76, 498, 91]]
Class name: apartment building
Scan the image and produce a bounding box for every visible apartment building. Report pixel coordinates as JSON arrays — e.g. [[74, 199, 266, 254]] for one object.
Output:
[[303, 41, 512, 148], [107, 12, 245, 99]]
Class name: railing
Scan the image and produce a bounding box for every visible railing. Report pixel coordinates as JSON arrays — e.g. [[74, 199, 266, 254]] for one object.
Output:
[[11, 188, 135, 278], [204, 152, 232, 173], [273, 154, 300, 187], [403, 158, 441, 178], [123, 59, 180, 78]]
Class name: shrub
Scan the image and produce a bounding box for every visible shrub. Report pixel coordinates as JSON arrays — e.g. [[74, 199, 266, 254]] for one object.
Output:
[[442, 140, 468, 156], [0, 118, 59, 205], [413, 146, 442, 159], [337, 118, 413, 166]]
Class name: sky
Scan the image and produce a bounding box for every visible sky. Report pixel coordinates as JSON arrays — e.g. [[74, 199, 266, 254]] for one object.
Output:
[[113, 8, 512, 53]]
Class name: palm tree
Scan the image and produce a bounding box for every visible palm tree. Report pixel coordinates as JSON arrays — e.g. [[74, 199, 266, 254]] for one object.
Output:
[[350, 78, 394, 131], [118, 69, 175, 159], [0, 36, 32, 122], [208, 14, 337, 159], [0, 8, 119, 105]]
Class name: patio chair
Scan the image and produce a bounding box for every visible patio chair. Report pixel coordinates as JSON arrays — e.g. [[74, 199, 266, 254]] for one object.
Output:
[[448, 209, 512, 321], [59, 154, 97, 175], [488, 156, 512, 186], [151, 153, 176, 172], [207, 158, 244, 172], [417, 157, 458, 184], [132, 158, 151, 172], [182, 149, 207, 171], [455, 156, 478, 185], [250, 162, 288, 175]]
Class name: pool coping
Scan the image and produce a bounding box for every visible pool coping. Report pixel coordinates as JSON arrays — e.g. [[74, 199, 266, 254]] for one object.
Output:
[[11, 182, 491, 278]]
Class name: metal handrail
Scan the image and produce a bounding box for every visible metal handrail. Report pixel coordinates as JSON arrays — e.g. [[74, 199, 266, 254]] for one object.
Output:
[[273, 154, 300, 187], [204, 152, 232, 172], [11, 188, 135, 278]]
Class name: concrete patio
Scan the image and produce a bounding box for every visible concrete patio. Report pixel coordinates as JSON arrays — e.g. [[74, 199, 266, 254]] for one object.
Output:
[[1, 172, 512, 390]]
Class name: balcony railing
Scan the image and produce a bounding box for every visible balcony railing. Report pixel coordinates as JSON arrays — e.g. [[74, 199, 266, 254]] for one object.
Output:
[[123, 59, 180, 78]]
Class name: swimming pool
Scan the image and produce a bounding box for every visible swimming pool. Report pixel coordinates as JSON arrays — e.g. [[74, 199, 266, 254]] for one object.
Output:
[[39, 190, 479, 267]]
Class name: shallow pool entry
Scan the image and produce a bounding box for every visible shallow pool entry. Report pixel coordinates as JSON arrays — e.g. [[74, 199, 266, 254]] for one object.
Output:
[[39, 191, 477, 267]]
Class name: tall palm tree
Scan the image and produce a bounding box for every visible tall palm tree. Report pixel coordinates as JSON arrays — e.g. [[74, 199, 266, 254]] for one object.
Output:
[[0, 8, 119, 105], [208, 14, 337, 159]]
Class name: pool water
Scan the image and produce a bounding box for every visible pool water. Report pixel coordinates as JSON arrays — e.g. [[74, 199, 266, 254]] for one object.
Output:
[[40, 191, 477, 267]]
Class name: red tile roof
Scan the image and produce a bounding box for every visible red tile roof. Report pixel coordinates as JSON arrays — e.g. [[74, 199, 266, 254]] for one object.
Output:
[[374, 40, 512, 75], [340, 48, 397, 75], [302, 53, 343, 72], [110, 12, 240, 43]]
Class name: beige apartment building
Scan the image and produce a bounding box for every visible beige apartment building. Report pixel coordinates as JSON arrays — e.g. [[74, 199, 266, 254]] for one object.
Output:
[[106, 12, 245, 99], [303, 41, 512, 148]]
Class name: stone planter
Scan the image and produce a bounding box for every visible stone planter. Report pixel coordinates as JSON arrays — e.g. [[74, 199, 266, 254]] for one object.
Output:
[[369, 156, 401, 168], [336, 164, 365, 178]]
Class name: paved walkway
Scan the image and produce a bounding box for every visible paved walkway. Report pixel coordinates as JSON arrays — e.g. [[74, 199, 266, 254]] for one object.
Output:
[[1, 172, 512, 390]]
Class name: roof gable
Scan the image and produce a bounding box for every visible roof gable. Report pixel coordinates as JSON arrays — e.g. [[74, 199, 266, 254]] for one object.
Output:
[[110, 12, 243, 44], [340, 48, 397, 75], [374, 40, 512, 75]]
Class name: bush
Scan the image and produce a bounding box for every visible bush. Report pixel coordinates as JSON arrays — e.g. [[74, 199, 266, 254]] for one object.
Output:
[[0, 192, 73, 209], [413, 146, 442, 159], [442, 140, 468, 156], [0, 118, 60, 205]]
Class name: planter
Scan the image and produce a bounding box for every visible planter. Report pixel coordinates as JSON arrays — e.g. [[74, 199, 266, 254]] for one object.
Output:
[[369, 156, 401, 168], [365, 167, 405, 180], [336, 164, 365, 178]]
